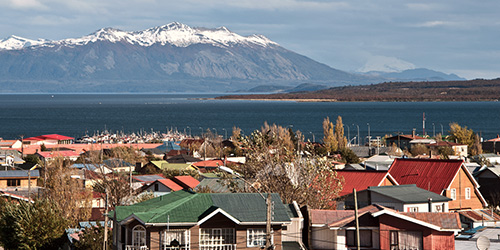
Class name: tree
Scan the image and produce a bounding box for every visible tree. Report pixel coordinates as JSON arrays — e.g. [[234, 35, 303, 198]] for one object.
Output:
[[74, 224, 112, 250], [92, 173, 134, 207], [224, 123, 344, 209], [0, 199, 69, 250], [449, 122, 474, 147], [334, 116, 348, 150], [410, 144, 429, 156], [323, 117, 338, 153], [437, 146, 455, 159], [43, 157, 92, 226], [340, 148, 360, 164]]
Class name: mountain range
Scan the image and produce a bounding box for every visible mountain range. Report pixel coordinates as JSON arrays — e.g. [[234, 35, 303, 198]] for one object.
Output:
[[0, 22, 463, 93]]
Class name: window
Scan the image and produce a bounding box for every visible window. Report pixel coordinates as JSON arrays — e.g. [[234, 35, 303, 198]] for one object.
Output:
[[346, 230, 372, 247], [132, 225, 147, 249], [7, 179, 21, 187], [465, 187, 471, 200], [390, 231, 423, 250], [407, 207, 418, 212], [247, 229, 273, 247], [163, 229, 190, 250], [155, 183, 159, 191], [200, 228, 235, 250], [450, 188, 456, 200]]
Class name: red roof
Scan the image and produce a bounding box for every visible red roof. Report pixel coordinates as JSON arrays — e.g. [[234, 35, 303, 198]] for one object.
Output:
[[336, 170, 396, 197], [25, 134, 74, 141], [193, 159, 224, 168], [172, 175, 200, 189], [487, 135, 500, 142], [388, 158, 463, 195], [400, 212, 461, 230], [157, 179, 183, 191]]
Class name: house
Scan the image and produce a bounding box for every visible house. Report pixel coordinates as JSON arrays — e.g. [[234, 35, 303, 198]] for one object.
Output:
[[103, 158, 135, 173], [111, 190, 291, 250], [474, 166, 500, 208], [341, 184, 452, 212], [171, 175, 200, 190], [429, 141, 468, 158], [336, 170, 398, 197], [140, 179, 184, 196], [137, 160, 195, 174], [70, 163, 112, 175], [385, 133, 425, 150], [388, 158, 488, 211], [24, 134, 74, 145], [192, 159, 225, 173], [0, 169, 39, 189], [132, 174, 166, 185], [0, 149, 25, 167], [303, 204, 461, 250], [458, 209, 500, 229], [481, 135, 500, 154], [165, 154, 202, 164], [0, 139, 23, 149]]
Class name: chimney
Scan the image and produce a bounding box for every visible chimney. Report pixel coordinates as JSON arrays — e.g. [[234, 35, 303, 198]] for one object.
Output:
[[428, 198, 433, 212], [412, 128, 416, 138]]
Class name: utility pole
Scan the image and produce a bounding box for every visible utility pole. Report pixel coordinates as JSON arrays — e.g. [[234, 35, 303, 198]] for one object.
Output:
[[354, 189, 360, 250], [265, 193, 273, 250], [103, 188, 109, 250]]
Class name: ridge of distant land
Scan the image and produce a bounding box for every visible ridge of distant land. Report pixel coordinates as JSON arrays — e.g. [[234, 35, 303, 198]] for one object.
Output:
[[216, 78, 500, 102]]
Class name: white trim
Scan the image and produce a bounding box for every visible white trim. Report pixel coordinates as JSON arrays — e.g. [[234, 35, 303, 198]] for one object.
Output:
[[197, 208, 241, 225], [371, 210, 461, 232], [379, 173, 399, 186]]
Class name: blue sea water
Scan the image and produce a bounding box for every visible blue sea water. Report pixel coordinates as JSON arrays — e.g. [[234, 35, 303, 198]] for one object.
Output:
[[0, 93, 499, 143]]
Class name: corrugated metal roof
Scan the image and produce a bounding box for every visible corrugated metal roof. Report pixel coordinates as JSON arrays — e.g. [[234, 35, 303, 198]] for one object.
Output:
[[368, 184, 451, 203], [173, 175, 200, 189], [114, 190, 291, 224], [336, 170, 392, 196], [133, 174, 166, 183], [388, 158, 463, 195], [0, 169, 39, 178], [157, 179, 183, 191], [401, 212, 461, 230]]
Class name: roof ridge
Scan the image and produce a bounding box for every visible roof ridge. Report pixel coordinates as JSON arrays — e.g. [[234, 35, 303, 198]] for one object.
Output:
[[146, 192, 208, 222]]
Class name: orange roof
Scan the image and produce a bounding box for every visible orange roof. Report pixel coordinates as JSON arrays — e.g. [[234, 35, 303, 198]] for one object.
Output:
[[37, 150, 81, 158], [400, 212, 461, 230], [172, 175, 200, 189], [487, 135, 500, 142], [388, 158, 463, 195], [336, 170, 396, 197], [157, 179, 183, 191], [193, 159, 224, 168]]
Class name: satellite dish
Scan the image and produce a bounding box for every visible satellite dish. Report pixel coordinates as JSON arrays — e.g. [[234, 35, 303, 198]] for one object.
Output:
[[476, 236, 490, 250]]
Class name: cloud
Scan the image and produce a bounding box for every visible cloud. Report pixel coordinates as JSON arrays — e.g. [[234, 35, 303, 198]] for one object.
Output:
[[2, 0, 47, 9], [415, 20, 458, 28], [184, 0, 349, 11]]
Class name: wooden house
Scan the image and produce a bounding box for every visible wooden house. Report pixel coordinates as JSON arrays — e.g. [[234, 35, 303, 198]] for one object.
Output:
[[112, 190, 291, 250], [388, 158, 487, 211]]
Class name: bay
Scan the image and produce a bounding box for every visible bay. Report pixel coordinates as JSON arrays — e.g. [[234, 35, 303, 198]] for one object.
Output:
[[0, 93, 499, 143]]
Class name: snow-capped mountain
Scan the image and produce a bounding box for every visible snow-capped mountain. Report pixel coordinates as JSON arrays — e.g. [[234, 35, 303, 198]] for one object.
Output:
[[0, 22, 375, 93], [0, 22, 278, 50], [0, 35, 48, 50]]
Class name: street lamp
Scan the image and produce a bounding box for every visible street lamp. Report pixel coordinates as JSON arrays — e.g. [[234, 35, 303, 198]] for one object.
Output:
[[309, 132, 315, 142], [353, 124, 360, 146], [440, 124, 444, 136], [347, 125, 350, 146], [222, 128, 227, 140], [213, 128, 218, 137], [367, 123, 371, 148]]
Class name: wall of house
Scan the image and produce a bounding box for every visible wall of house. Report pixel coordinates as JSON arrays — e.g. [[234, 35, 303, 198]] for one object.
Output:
[[0, 178, 36, 188], [311, 226, 338, 250], [378, 214, 454, 250], [380, 177, 395, 186], [447, 167, 484, 210]]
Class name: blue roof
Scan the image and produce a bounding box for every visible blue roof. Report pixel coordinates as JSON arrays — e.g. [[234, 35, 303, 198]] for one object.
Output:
[[0, 169, 39, 178], [70, 163, 104, 171]]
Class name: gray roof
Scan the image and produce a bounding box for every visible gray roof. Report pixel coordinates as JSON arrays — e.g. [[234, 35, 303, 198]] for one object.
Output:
[[133, 174, 166, 182], [196, 178, 244, 193], [368, 184, 451, 203], [0, 169, 40, 178]]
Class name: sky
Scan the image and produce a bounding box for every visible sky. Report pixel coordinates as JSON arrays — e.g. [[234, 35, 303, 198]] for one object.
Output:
[[0, 0, 499, 79]]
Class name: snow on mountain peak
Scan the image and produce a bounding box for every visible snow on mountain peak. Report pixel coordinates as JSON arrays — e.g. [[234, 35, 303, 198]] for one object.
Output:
[[0, 22, 278, 50], [0, 35, 48, 50]]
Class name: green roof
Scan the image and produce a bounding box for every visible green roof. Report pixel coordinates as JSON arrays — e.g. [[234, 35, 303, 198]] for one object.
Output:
[[368, 184, 452, 203], [114, 190, 291, 225]]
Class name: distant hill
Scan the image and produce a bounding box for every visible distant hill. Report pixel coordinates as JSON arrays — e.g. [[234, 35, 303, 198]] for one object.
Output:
[[0, 22, 377, 93], [217, 78, 500, 102], [361, 68, 465, 82]]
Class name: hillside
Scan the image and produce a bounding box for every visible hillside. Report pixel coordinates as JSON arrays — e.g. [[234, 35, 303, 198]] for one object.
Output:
[[217, 78, 500, 101]]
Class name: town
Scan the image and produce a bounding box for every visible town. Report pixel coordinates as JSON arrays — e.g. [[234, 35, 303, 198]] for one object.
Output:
[[1, 118, 500, 250]]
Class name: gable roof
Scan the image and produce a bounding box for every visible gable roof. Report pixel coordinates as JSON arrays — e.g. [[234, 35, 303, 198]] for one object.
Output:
[[367, 184, 451, 203], [388, 158, 464, 195], [25, 134, 74, 141], [166, 154, 201, 164], [309, 204, 461, 232], [193, 159, 224, 168], [132, 174, 166, 183], [336, 170, 398, 196], [156, 179, 183, 191], [114, 190, 291, 226], [172, 175, 200, 189], [0, 169, 40, 178], [37, 150, 80, 158]]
